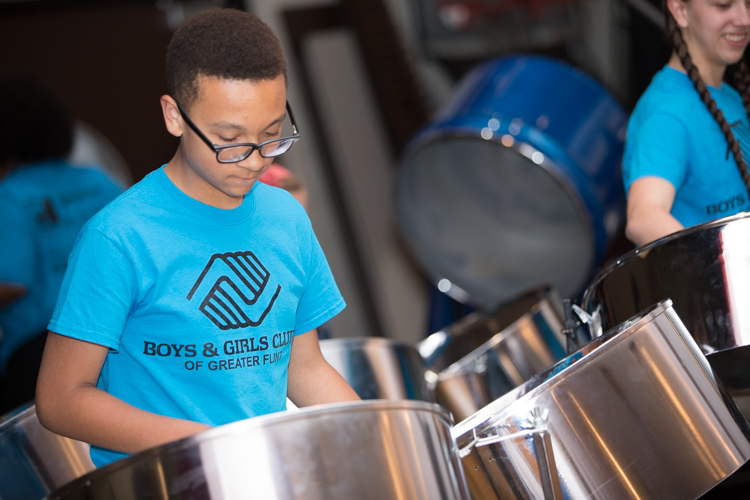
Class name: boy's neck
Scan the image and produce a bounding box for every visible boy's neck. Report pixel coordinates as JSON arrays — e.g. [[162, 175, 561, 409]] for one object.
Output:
[[164, 148, 245, 210]]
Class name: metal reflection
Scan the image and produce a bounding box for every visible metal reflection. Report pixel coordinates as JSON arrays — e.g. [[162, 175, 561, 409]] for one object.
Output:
[[50, 401, 470, 500], [583, 214, 750, 421], [452, 301, 750, 499], [562, 392, 643, 499]]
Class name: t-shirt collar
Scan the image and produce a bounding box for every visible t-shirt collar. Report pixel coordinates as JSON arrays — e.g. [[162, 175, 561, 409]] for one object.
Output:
[[154, 165, 256, 224]]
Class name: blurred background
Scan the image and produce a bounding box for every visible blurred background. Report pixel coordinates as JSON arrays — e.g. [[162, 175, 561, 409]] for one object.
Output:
[[0, 0, 668, 344]]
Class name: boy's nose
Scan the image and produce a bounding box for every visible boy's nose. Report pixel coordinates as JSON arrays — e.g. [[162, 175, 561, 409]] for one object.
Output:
[[235, 148, 267, 172]]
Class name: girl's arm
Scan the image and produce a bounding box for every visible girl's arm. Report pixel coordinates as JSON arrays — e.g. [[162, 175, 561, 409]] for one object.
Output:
[[36, 332, 210, 454], [287, 330, 360, 407], [625, 176, 684, 247]]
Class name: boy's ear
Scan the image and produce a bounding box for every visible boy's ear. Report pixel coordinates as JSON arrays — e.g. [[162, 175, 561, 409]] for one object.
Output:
[[160, 95, 184, 138]]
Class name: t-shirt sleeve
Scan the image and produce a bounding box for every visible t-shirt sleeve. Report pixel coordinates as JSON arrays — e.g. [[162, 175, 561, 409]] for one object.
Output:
[[294, 228, 345, 335], [48, 226, 137, 350], [623, 111, 689, 193], [0, 199, 34, 287]]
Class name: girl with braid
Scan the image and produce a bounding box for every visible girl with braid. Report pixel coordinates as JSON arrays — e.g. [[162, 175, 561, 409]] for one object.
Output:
[[624, 0, 750, 246]]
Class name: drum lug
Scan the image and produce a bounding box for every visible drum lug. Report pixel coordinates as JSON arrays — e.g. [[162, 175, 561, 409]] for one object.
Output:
[[562, 300, 602, 353], [572, 303, 602, 340]]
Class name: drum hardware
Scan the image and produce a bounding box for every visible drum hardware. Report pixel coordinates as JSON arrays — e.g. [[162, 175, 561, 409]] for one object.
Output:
[[458, 407, 564, 500], [561, 299, 601, 354]]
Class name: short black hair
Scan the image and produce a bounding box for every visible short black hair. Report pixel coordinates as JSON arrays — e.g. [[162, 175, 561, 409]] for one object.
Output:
[[166, 8, 287, 109], [0, 76, 74, 166]]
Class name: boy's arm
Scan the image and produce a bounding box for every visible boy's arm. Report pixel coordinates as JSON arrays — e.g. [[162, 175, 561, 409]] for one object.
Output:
[[287, 330, 360, 407], [36, 332, 210, 454]]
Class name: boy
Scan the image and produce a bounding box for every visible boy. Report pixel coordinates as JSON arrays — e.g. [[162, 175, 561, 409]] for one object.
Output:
[[36, 8, 359, 467]]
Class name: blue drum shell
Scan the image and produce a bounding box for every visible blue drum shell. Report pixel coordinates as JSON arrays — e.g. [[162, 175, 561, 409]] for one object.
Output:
[[396, 55, 627, 305]]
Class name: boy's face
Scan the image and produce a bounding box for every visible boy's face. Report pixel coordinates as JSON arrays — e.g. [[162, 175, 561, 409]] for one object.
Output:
[[164, 74, 288, 208]]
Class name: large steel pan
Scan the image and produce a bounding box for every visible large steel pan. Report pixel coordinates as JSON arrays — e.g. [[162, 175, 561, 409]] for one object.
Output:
[[48, 400, 470, 500], [0, 404, 94, 500], [452, 300, 750, 500], [396, 55, 627, 306], [582, 213, 750, 416], [319, 337, 429, 401], [418, 287, 567, 421]]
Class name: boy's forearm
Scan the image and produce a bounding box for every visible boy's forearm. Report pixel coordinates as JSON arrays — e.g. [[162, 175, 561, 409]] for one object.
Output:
[[37, 383, 211, 454], [286, 330, 360, 407], [288, 360, 360, 407]]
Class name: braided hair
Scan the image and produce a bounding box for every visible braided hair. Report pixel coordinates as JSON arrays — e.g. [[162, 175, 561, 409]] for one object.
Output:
[[664, 0, 750, 194]]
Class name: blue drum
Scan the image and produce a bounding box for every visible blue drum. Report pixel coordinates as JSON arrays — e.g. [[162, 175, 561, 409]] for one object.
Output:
[[396, 55, 627, 305]]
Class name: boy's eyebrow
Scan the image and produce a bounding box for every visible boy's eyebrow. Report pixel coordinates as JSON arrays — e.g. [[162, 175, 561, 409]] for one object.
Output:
[[209, 113, 287, 132]]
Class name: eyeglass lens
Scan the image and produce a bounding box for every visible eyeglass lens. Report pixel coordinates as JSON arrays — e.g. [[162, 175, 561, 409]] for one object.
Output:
[[217, 137, 296, 162]]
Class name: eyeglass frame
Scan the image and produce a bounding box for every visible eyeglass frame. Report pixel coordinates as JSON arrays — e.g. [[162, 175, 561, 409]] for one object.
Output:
[[175, 99, 300, 163]]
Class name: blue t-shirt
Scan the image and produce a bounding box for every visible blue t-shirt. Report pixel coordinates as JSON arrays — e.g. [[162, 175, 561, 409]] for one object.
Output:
[[623, 66, 750, 227], [0, 160, 121, 372], [48, 167, 345, 467]]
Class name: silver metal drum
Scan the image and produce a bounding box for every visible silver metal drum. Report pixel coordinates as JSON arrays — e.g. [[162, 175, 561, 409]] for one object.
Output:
[[319, 337, 429, 401], [48, 400, 470, 500], [582, 213, 750, 417], [452, 301, 750, 500], [418, 287, 566, 421], [0, 404, 94, 500]]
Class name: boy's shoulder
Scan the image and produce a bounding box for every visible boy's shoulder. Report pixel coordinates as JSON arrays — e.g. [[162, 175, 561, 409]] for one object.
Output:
[[253, 181, 309, 223]]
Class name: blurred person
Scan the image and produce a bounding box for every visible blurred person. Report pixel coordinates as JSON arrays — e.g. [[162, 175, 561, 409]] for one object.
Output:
[[623, 0, 750, 246], [259, 162, 308, 208], [0, 76, 122, 413]]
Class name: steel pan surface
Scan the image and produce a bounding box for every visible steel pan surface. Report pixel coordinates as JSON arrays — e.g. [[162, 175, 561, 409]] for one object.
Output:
[[452, 301, 750, 500], [418, 287, 566, 421], [319, 337, 429, 401], [583, 213, 750, 416], [0, 404, 94, 500], [48, 400, 469, 500]]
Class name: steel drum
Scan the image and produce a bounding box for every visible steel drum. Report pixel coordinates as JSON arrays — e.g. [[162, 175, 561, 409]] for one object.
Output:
[[452, 300, 750, 500], [319, 337, 429, 401], [0, 404, 94, 500], [418, 287, 567, 421], [396, 55, 627, 306], [582, 213, 750, 417], [48, 400, 470, 500]]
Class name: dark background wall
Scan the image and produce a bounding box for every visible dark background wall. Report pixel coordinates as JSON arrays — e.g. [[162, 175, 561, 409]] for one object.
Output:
[[0, 2, 177, 182]]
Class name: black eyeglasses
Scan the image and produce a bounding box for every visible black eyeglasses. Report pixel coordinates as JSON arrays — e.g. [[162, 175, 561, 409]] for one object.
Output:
[[176, 100, 300, 163]]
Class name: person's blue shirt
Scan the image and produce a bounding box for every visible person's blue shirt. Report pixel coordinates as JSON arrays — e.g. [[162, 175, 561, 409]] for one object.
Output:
[[48, 166, 345, 467], [623, 66, 750, 228], [0, 160, 121, 373]]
